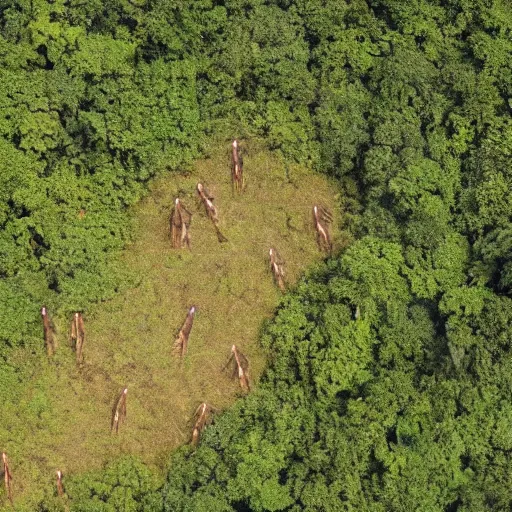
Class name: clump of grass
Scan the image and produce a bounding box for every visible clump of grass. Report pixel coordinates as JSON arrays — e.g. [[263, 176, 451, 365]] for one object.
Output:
[[0, 141, 344, 509]]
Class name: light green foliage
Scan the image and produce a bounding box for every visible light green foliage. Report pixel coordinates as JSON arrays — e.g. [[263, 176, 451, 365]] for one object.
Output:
[[36, 456, 162, 512]]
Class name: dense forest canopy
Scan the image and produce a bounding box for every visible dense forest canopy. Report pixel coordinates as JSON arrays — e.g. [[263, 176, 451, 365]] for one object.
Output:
[[1, 0, 512, 510]]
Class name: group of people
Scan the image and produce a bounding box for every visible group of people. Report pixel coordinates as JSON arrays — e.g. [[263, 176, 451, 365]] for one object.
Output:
[[2, 140, 335, 505], [166, 138, 334, 444]]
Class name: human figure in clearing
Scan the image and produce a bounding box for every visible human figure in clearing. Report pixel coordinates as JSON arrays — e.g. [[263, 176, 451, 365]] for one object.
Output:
[[191, 402, 215, 446], [313, 205, 333, 254], [269, 247, 286, 292], [70, 312, 85, 364], [196, 183, 228, 243], [41, 306, 55, 356], [231, 139, 244, 193], [170, 198, 192, 249], [111, 387, 128, 433], [2, 452, 13, 506], [174, 306, 196, 359], [223, 344, 250, 392], [56, 470, 64, 497]]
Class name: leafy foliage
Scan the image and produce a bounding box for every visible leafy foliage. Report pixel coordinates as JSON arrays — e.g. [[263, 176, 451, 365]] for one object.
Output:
[[2, 0, 512, 510]]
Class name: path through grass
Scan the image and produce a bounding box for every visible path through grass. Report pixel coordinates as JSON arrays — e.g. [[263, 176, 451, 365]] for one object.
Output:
[[1, 142, 342, 509]]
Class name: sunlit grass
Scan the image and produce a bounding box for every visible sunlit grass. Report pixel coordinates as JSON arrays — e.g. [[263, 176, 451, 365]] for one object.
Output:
[[0, 141, 344, 509]]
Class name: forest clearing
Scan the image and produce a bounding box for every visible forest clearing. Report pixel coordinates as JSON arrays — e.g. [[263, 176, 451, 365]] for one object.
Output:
[[0, 142, 341, 509]]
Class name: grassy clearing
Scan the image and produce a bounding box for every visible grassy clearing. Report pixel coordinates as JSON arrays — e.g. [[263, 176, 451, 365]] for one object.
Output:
[[0, 141, 344, 509]]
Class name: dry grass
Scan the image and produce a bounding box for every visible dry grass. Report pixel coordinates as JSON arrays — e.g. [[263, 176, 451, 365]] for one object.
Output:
[[0, 141, 342, 509]]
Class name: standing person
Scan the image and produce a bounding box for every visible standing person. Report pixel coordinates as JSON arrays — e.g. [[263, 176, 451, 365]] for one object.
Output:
[[231, 139, 244, 193]]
